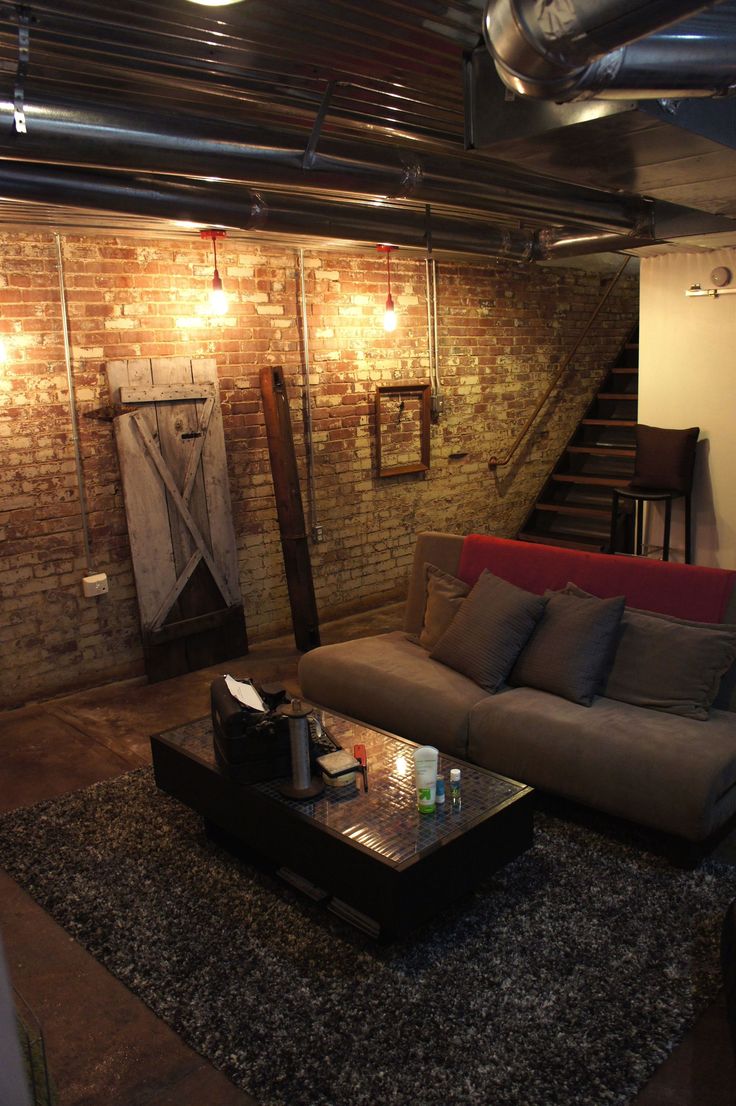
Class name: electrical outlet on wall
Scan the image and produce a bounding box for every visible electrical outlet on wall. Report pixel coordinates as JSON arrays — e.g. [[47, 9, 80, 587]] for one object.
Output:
[[82, 573, 109, 598]]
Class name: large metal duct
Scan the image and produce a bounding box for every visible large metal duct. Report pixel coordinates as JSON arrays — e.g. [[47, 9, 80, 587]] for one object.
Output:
[[483, 0, 736, 101], [0, 161, 656, 261], [0, 93, 645, 235]]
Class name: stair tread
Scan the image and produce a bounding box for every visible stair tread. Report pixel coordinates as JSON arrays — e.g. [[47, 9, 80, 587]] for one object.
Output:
[[517, 322, 636, 552], [581, 419, 636, 427], [534, 502, 611, 519], [552, 474, 622, 487], [566, 445, 635, 457], [517, 532, 605, 552]]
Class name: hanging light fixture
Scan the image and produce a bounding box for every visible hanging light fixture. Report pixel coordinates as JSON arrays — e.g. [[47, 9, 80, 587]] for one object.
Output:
[[377, 244, 398, 332], [200, 229, 228, 315]]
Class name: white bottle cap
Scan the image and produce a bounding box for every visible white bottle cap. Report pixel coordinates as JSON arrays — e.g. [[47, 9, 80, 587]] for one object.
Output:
[[450, 768, 461, 782]]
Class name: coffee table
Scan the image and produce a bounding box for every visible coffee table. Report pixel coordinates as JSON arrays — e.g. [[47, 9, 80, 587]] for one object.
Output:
[[151, 711, 534, 940]]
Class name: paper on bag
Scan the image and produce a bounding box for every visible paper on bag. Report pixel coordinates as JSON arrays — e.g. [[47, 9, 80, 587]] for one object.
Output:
[[224, 674, 267, 712]]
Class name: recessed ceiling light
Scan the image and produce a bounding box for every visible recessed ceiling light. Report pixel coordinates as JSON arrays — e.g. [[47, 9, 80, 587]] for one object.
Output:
[[186, 0, 244, 6]]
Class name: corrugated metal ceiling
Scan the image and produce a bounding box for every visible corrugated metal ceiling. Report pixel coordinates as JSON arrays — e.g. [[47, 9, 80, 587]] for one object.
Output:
[[0, 1, 478, 147], [0, 0, 733, 257]]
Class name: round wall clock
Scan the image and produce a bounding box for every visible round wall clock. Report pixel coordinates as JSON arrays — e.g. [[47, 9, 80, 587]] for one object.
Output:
[[711, 266, 732, 287]]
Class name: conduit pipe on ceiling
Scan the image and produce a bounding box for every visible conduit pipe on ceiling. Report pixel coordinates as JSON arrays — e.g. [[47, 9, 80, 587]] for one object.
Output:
[[0, 162, 655, 262], [0, 92, 645, 234], [483, 0, 736, 101]]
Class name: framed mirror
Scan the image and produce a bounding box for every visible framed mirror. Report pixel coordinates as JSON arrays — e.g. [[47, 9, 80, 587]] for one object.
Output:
[[375, 384, 431, 478]]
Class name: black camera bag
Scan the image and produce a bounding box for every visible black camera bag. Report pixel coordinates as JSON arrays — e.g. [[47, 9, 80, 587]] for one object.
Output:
[[211, 676, 291, 783]]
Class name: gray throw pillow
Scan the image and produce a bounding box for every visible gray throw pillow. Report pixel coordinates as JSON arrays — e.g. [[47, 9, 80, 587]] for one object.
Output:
[[606, 609, 736, 720], [509, 592, 625, 706], [430, 570, 546, 693], [413, 563, 470, 651], [560, 581, 736, 719]]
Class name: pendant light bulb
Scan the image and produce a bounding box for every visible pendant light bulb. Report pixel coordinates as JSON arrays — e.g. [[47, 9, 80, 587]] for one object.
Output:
[[200, 228, 229, 317], [210, 270, 228, 315], [377, 243, 398, 333], [383, 293, 397, 332]]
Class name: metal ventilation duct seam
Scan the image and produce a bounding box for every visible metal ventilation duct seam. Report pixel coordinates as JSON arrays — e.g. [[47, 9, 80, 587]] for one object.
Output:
[[483, 0, 736, 101]]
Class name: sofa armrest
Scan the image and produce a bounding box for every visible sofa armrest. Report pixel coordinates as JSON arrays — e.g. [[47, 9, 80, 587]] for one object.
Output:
[[404, 532, 464, 636]]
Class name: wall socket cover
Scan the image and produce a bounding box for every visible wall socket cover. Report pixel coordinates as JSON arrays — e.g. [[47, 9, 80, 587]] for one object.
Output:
[[83, 573, 109, 597]]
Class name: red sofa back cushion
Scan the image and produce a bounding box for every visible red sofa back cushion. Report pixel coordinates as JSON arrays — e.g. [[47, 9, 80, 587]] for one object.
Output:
[[458, 535, 736, 623]]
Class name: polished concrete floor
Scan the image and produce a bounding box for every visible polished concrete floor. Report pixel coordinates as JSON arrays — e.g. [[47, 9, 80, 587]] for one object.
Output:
[[1, 604, 734, 1106]]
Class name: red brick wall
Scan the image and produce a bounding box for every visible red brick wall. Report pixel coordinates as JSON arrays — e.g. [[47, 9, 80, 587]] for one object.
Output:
[[0, 233, 638, 707]]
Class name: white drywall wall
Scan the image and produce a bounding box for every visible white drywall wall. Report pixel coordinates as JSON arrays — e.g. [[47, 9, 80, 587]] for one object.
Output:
[[639, 249, 736, 568]]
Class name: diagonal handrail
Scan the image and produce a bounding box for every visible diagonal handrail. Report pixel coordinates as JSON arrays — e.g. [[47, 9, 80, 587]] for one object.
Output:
[[488, 255, 632, 469]]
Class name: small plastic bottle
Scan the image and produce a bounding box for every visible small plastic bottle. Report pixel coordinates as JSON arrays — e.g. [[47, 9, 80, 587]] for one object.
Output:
[[435, 774, 446, 804], [450, 767, 461, 809]]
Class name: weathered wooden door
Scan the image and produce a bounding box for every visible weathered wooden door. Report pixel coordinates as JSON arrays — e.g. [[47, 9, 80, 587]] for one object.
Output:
[[107, 357, 247, 681]]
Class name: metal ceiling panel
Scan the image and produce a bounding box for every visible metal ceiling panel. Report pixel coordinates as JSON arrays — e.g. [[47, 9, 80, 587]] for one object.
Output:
[[0, 0, 734, 256]]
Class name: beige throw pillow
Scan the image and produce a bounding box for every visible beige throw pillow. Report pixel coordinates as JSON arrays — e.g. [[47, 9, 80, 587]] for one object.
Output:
[[415, 563, 470, 651]]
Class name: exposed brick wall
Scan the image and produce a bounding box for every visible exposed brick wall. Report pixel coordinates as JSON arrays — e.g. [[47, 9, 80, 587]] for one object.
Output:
[[0, 233, 637, 707]]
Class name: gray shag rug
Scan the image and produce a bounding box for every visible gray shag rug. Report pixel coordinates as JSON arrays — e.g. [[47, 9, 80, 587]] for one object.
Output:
[[1, 769, 735, 1106]]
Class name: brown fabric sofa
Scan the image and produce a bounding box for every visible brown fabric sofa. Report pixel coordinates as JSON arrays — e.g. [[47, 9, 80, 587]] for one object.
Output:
[[299, 532, 736, 843]]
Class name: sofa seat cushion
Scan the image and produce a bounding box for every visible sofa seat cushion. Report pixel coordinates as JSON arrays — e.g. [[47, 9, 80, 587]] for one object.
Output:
[[298, 632, 490, 758], [467, 688, 736, 841]]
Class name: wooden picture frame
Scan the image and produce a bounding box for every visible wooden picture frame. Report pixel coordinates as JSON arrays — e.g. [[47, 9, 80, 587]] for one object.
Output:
[[375, 384, 431, 478]]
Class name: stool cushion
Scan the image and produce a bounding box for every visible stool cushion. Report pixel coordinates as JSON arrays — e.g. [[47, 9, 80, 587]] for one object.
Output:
[[629, 423, 699, 493]]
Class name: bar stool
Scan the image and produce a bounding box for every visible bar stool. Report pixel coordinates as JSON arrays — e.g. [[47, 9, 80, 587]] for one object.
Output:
[[609, 424, 699, 563]]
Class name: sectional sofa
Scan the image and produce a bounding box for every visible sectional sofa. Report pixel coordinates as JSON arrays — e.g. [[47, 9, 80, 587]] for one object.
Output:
[[299, 532, 736, 844]]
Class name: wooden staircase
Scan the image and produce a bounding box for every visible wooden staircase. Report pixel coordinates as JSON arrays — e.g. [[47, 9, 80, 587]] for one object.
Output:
[[517, 328, 639, 552]]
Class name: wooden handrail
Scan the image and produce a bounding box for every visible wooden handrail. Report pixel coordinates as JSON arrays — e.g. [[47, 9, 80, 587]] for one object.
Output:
[[488, 255, 632, 469]]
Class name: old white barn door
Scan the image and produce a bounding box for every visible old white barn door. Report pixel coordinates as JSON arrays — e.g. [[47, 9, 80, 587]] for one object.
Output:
[[107, 357, 247, 681]]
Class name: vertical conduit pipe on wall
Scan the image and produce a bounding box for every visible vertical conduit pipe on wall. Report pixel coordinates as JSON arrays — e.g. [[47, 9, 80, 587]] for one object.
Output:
[[432, 258, 441, 405], [425, 257, 443, 416], [55, 232, 94, 574], [297, 248, 319, 539], [424, 258, 435, 395]]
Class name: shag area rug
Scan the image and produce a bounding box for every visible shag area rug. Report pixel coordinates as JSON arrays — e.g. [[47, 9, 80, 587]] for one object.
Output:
[[1, 770, 735, 1106]]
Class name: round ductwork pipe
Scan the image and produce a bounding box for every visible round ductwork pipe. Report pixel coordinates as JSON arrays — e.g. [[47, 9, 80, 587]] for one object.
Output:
[[483, 0, 735, 101]]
